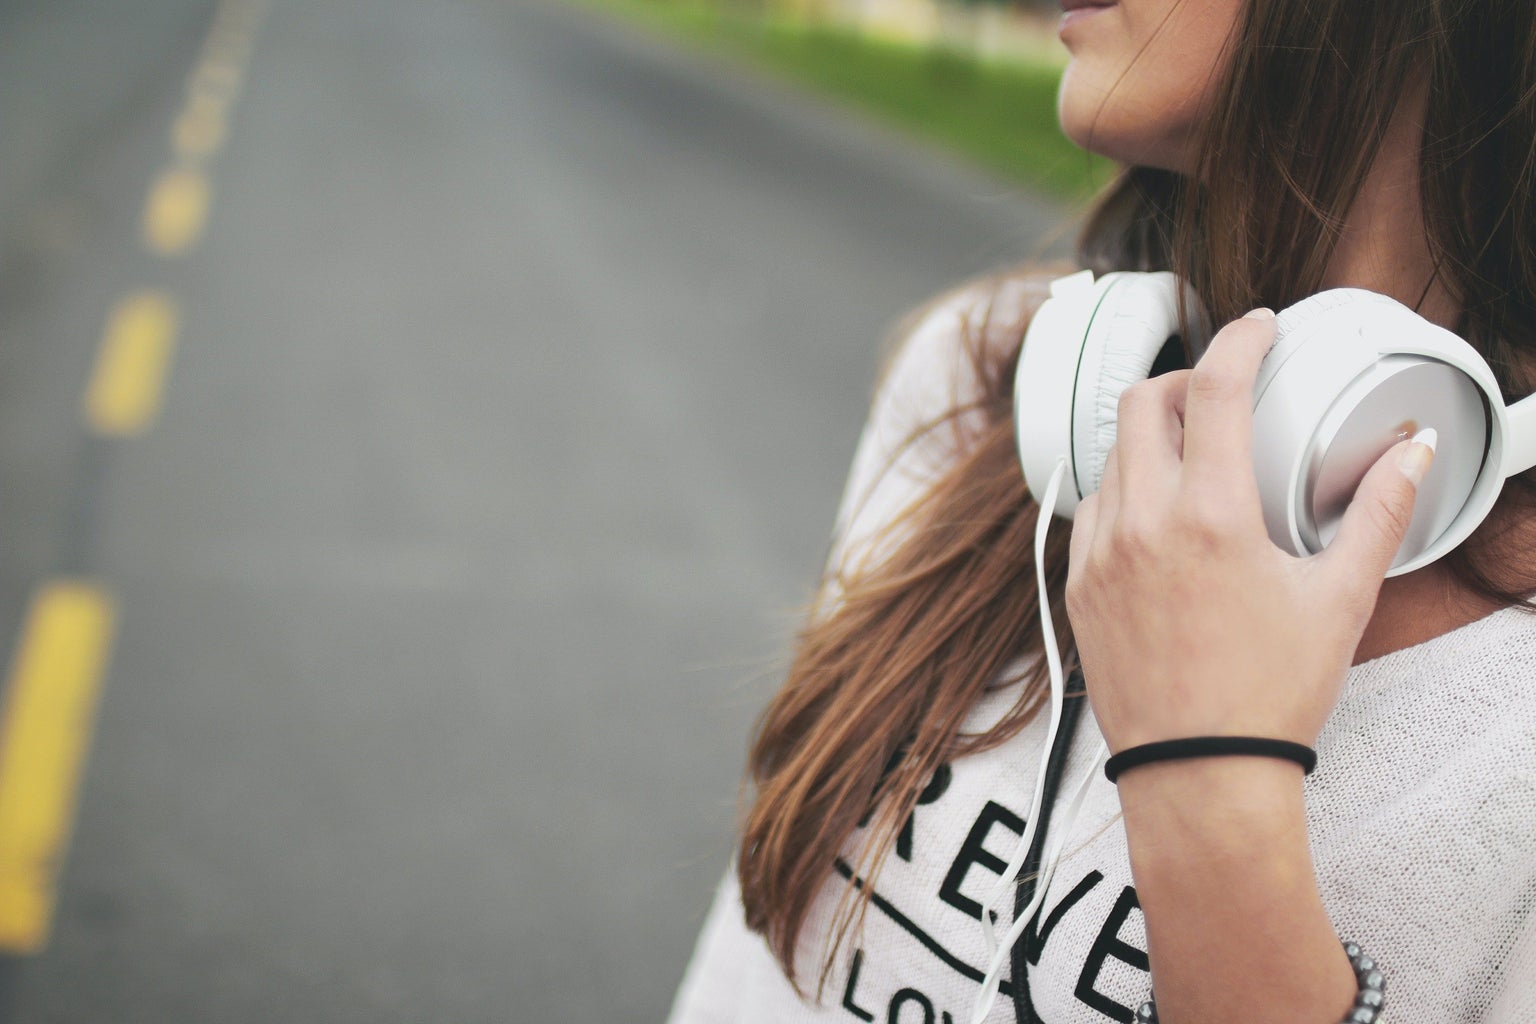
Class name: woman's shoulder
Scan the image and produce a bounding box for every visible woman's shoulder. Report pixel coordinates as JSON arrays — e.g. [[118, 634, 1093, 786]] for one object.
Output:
[[875, 262, 1067, 403], [827, 264, 1067, 573], [857, 263, 1068, 460]]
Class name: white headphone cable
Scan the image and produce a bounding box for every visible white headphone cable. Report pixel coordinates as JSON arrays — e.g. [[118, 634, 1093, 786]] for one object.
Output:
[[968, 456, 1109, 1024]]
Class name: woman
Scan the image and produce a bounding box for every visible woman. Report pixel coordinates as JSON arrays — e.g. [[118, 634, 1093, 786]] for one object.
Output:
[[670, 0, 1536, 1021]]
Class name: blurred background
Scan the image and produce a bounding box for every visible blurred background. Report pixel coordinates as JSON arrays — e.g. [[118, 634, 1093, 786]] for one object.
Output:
[[0, 0, 1097, 1019]]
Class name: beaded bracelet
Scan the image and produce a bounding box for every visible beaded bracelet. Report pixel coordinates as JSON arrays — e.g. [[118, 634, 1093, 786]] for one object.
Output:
[[1133, 940, 1386, 1024]]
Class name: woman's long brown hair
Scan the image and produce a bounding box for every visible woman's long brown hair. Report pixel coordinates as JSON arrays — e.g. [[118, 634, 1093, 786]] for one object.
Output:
[[739, 0, 1536, 993]]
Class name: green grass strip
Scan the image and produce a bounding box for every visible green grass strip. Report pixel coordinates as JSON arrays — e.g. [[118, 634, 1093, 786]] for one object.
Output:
[[572, 0, 1114, 200]]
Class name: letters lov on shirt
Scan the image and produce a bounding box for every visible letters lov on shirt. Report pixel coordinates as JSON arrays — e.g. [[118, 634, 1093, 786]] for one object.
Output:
[[831, 760, 1151, 1024]]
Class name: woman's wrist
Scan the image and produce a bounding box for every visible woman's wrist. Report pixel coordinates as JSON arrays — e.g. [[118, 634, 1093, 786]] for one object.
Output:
[[1116, 754, 1308, 844], [1118, 756, 1315, 921], [1115, 758, 1358, 1024]]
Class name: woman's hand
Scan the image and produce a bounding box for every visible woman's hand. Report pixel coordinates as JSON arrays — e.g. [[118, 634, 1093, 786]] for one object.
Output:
[[1065, 307, 1436, 1024], [1065, 308, 1436, 754]]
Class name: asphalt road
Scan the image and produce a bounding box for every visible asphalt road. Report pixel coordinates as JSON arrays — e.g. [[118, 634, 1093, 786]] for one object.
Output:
[[0, 0, 1071, 1019]]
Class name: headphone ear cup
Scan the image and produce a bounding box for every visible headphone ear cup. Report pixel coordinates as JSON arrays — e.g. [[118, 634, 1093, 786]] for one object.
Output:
[[1073, 272, 1198, 497], [1255, 288, 1499, 573]]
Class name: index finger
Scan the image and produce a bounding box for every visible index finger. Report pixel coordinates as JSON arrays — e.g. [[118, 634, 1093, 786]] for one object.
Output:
[[1180, 308, 1277, 492]]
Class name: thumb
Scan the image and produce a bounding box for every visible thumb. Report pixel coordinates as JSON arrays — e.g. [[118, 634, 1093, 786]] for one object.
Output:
[[1321, 427, 1438, 584]]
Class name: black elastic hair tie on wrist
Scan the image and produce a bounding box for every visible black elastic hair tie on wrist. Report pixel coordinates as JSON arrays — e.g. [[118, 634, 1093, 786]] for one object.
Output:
[[1103, 736, 1318, 783]]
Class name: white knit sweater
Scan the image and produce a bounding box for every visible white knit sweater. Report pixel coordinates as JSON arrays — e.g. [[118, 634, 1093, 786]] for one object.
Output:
[[669, 284, 1536, 1024]]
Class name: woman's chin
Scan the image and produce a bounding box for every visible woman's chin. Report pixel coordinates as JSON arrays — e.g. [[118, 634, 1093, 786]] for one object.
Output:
[[1057, 80, 1123, 159], [1056, 87, 1188, 170]]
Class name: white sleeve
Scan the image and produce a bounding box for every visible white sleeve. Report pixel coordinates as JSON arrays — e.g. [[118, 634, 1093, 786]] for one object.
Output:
[[665, 303, 985, 1023], [668, 274, 1045, 1021], [666, 870, 752, 1024], [665, 311, 980, 1024], [1480, 910, 1536, 1023], [827, 277, 1037, 581]]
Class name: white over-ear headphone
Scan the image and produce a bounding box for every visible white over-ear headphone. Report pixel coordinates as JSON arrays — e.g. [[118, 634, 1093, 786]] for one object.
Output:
[[1014, 269, 1536, 576]]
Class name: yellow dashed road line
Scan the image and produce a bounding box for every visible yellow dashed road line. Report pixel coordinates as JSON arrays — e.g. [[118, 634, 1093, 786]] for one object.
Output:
[[0, 582, 117, 954], [173, 92, 231, 160], [142, 165, 211, 257], [85, 291, 180, 436], [0, 0, 271, 958]]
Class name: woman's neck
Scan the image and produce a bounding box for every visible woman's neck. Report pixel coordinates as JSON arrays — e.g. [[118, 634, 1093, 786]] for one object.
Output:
[[1320, 82, 1521, 664], [1321, 81, 1455, 329]]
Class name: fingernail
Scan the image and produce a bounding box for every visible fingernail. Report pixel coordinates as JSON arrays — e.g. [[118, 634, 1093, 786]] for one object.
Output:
[[1244, 307, 1276, 320], [1398, 427, 1438, 486]]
